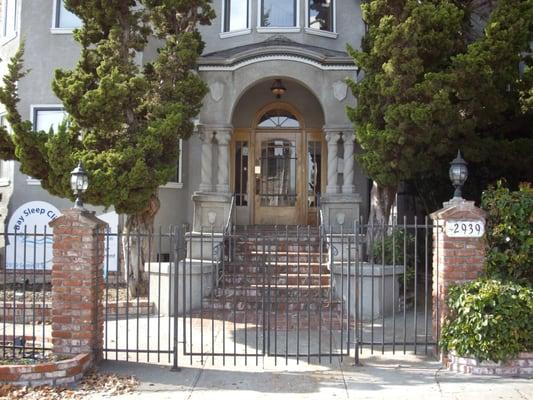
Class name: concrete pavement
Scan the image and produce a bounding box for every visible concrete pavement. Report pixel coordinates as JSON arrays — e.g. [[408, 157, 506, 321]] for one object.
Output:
[[91, 351, 533, 400]]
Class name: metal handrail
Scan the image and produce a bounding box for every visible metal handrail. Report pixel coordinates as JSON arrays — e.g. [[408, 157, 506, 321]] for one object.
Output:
[[224, 193, 236, 236]]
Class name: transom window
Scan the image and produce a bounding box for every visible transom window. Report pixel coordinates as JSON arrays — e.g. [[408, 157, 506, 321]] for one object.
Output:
[[308, 0, 334, 32], [260, 0, 297, 28], [223, 0, 249, 32], [258, 109, 300, 128], [54, 0, 82, 29]]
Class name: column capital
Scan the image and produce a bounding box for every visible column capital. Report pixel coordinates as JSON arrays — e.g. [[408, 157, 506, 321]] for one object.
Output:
[[216, 130, 232, 145], [197, 126, 216, 143], [342, 131, 355, 142], [325, 131, 341, 143]]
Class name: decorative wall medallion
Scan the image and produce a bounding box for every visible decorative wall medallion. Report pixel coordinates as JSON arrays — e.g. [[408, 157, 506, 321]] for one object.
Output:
[[210, 81, 224, 102], [336, 212, 346, 226], [333, 80, 348, 102], [207, 211, 217, 226]]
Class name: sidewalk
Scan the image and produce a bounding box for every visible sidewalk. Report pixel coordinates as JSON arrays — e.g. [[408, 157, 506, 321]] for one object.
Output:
[[91, 351, 533, 400]]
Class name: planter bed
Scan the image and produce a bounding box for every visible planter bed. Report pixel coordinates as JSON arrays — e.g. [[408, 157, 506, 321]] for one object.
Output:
[[447, 351, 533, 377], [0, 353, 92, 386]]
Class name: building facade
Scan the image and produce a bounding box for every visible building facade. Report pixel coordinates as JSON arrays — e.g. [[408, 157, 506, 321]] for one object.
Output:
[[0, 0, 370, 234]]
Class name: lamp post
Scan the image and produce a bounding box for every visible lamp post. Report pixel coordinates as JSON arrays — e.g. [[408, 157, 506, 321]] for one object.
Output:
[[70, 162, 89, 209], [449, 150, 468, 199]]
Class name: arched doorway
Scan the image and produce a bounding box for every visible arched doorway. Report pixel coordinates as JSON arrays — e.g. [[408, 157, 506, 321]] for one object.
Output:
[[232, 102, 325, 225]]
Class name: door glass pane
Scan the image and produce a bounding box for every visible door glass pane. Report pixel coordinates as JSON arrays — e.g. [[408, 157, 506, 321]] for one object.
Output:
[[261, 0, 296, 27], [234, 141, 248, 206], [258, 109, 300, 128], [309, 0, 333, 31], [224, 0, 248, 32], [308, 141, 322, 207], [260, 139, 297, 207]]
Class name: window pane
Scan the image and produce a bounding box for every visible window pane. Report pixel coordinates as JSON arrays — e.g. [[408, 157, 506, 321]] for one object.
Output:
[[261, 0, 296, 27], [57, 0, 81, 29], [234, 141, 248, 206], [3, 0, 17, 36], [35, 109, 67, 132], [258, 109, 300, 128], [309, 0, 333, 31], [169, 140, 182, 183], [224, 0, 248, 32]]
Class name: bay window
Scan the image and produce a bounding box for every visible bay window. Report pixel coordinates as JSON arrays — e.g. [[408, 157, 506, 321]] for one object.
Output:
[[223, 0, 249, 32], [308, 0, 334, 32], [260, 0, 297, 28]]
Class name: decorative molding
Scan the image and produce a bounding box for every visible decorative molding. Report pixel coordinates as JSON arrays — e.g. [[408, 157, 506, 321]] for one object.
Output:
[[304, 27, 338, 39], [199, 55, 358, 72], [333, 80, 348, 101], [209, 81, 224, 103], [219, 29, 251, 39]]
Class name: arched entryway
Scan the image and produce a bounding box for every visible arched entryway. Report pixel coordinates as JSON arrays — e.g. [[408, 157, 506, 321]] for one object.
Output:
[[231, 80, 326, 225]]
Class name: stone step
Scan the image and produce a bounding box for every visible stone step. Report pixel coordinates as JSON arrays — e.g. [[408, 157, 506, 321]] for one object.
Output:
[[204, 296, 341, 312], [220, 274, 331, 286], [213, 286, 331, 299], [223, 263, 329, 275], [235, 243, 325, 253], [233, 253, 327, 263]]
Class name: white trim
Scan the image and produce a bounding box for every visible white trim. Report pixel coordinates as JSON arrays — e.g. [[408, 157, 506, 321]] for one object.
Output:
[[0, 177, 11, 187], [219, 29, 252, 39], [50, 27, 75, 34], [160, 182, 184, 189], [26, 178, 41, 186], [257, 0, 300, 30], [221, 0, 252, 35], [256, 27, 301, 33], [199, 55, 357, 72], [304, 0, 337, 36], [1, 32, 17, 46], [304, 27, 338, 39]]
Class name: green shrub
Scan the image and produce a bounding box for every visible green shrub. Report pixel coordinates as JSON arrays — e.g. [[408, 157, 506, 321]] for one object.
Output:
[[481, 182, 533, 285], [371, 229, 416, 292], [371, 229, 415, 266], [440, 279, 533, 362]]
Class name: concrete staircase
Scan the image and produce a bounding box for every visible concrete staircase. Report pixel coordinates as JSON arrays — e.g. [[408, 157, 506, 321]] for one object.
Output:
[[201, 226, 345, 330]]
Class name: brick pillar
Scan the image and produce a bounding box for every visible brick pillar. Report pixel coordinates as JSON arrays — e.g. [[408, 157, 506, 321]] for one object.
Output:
[[430, 199, 486, 343], [49, 208, 107, 360]]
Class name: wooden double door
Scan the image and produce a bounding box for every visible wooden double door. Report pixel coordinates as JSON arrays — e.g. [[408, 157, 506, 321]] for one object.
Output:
[[231, 128, 325, 226]]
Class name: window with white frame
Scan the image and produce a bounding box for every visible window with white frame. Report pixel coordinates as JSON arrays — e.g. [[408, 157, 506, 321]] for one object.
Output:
[[33, 107, 67, 133], [260, 0, 297, 28], [308, 0, 334, 32], [54, 0, 82, 29], [223, 0, 249, 32], [163, 139, 183, 188], [2, 0, 17, 38], [28, 106, 67, 184]]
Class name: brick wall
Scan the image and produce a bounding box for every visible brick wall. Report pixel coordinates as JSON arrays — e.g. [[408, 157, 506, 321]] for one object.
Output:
[[49, 209, 107, 360], [430, 199, 487, 342]]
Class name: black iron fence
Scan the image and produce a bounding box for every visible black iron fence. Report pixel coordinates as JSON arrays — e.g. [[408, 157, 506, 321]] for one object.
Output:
[[1, 219, 441, 367]]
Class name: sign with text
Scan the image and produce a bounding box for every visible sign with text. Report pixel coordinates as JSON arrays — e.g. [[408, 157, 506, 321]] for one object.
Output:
[[98, 211, 119, 272], [6, 201, 60, 270], [445, 220, 485, 238]]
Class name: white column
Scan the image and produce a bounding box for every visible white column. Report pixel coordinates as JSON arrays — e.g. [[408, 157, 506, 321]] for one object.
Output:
[[342, 132, 355, 194], [199, 128, 215, 192], [325, 131, 341, 194], [216, 129, 232, 193]]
